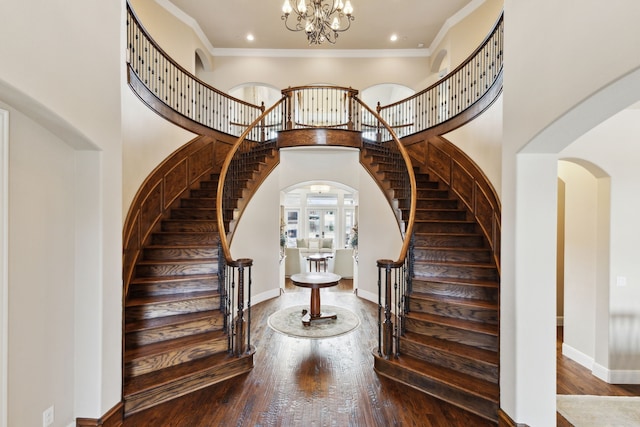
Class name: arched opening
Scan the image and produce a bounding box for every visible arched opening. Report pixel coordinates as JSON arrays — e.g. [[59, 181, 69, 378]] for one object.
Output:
[[510, 66, 640, 423], [360, 83, 415, 108], [228, 83, 281, 108], [557, 159, 611, 376], [280, 181, 358, 292]]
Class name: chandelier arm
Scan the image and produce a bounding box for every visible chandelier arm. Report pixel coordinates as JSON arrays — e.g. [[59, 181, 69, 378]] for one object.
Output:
[[281, 0, 354, 45]]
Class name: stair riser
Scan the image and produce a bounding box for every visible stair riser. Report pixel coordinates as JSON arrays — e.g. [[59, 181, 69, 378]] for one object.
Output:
[[414, 263, 497, 281], [412, 280, 498, 302], [161, 221, 217, 232], [399, 339, 498, 384], [413, 222, 477, 234], [374, 358, 498, 423], [170, 209, 216, 220], [190, 189, 217, 198], [416, 199, 459, 209], [126, 316, 224, 348], [414, 210, 467, 221], [129, 278, 219, 297], [414, 248, 492, 263], [405, 317, 497, 352], [143, 247, 218, 261], [152, 233, 217, 246], [136, 262, 218, 277], [123, 354, 253, 416], [180, 198, 215, 208], [416, 189, 450, 199], [413, 233, 486, 248], [125, 336, 228, 377], [126, 296, 221, 321], [408, 299, 498, 325], [198, 181, 217, 189]]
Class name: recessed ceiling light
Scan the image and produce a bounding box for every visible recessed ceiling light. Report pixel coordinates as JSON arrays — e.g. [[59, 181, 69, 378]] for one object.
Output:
[[246, 33, 255, 42], [390, 34, 398, 42]]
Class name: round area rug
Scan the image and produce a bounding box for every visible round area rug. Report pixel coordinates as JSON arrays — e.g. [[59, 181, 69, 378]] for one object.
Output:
[[268, 305, 360, 339]]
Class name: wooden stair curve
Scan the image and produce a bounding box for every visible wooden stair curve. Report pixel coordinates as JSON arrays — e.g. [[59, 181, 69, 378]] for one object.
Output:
[[123, 172, 252, 415], [363, 147, 500, 423]]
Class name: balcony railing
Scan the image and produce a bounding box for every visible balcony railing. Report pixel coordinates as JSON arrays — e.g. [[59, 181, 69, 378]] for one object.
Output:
[[282, 86, 359, 130], [377, 14, 504, 138], [126, 4, 264, 138]]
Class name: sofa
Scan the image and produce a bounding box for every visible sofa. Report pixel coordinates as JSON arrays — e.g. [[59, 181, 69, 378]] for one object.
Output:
[[296, 237, 333, 256]]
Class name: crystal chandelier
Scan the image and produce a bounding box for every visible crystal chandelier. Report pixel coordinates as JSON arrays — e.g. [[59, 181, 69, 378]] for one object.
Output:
[[281, 0, 355, 45]]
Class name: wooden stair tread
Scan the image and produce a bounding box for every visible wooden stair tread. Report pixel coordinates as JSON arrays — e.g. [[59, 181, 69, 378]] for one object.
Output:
[[410, 293, 498, 310], [415, 245, 488, 251], [407, 312, 498, 336], [402, 332, 498, 364], [124, 350, 245, 395], [412, 277, 498, 288], [143, 244, 217, 252], [129, 273, 217, 285], [379, 352, 499, 400], [125, 330, 225, 361], [136, 258, 218, 266], [126, 290, 219, 308], [125, 310, 221, 333], [413, 259, 496, 269]]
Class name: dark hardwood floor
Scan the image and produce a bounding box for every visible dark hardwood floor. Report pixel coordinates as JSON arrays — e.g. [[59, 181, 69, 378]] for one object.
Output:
[[122, 281, 640, 426], [123, 279, 495, 426], [556, 326, 640, 426]]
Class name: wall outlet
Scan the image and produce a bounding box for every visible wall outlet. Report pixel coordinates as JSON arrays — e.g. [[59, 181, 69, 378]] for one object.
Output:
[[43, 405, 54, 427], [616, 276, 627, 287]]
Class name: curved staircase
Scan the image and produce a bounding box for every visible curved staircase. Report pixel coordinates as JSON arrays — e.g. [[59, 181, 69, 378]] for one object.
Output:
[[365, 147, 500, 423]]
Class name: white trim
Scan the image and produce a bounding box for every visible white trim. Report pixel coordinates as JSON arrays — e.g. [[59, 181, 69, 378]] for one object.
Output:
[[562, 343, 594, 371], [210, 48, 430, 58], [356, 289, 377, 305], [157, 0, 490, 59], [428, 0, 486, 54], [593, 364, 640, 385], [155, 0, 216, 53], [251, 288, 281, 307], [0, 108, 9, 427]]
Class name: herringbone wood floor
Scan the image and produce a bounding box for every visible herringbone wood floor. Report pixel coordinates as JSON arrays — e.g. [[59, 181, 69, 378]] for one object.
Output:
[[123, 280, 640, 426]]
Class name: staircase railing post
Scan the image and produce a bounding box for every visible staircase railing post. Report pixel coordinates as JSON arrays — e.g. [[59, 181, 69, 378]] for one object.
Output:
[[378, 259, 395, 359], [230, 258, 253, 356]]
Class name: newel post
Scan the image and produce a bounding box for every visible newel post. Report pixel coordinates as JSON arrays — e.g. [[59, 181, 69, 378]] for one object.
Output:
[[230, 258, 253, 356], [377, 259, 395, 359]]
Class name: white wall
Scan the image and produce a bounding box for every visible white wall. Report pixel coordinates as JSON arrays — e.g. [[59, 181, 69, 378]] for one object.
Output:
[[558, 161, 598, 366], [0, 0, 124, 424], [560, 109, 640, 381], [502, 0, 640, 425], [231, 147, 402, 305], [445, 95, 503, 197], [4, 104, 76, 427]]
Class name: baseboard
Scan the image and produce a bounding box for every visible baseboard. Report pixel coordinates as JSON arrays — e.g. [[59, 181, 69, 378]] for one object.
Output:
[[356, 288, 378, 305], [498, 409, 529, 427], [562, 343, 594, 370], [76, 402, 123, 427], [252, 288, 281, 306], [593, 363, 640, 384]]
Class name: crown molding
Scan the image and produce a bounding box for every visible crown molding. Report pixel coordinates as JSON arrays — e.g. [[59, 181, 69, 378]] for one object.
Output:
[[156, 0, 491, 59], [210, 48, 430, 58]]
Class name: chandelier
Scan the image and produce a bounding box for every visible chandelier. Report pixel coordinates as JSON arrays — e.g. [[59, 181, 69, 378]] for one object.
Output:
[[281, 0, 355, 45]]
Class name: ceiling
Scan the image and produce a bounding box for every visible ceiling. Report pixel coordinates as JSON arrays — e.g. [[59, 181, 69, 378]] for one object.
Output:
[[162, 0, 476, 52]]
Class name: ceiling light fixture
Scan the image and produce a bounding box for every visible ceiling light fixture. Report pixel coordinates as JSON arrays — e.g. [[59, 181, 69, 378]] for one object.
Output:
[[281, 0, 354, 45], [310, 184, 331, 193]]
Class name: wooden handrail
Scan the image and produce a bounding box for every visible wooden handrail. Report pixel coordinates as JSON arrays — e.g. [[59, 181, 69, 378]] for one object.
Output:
[[354, 97, 416, 266], [126, 3, 264, 137], [216, 97, 287, 262], [377, 12, 504, 138]]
